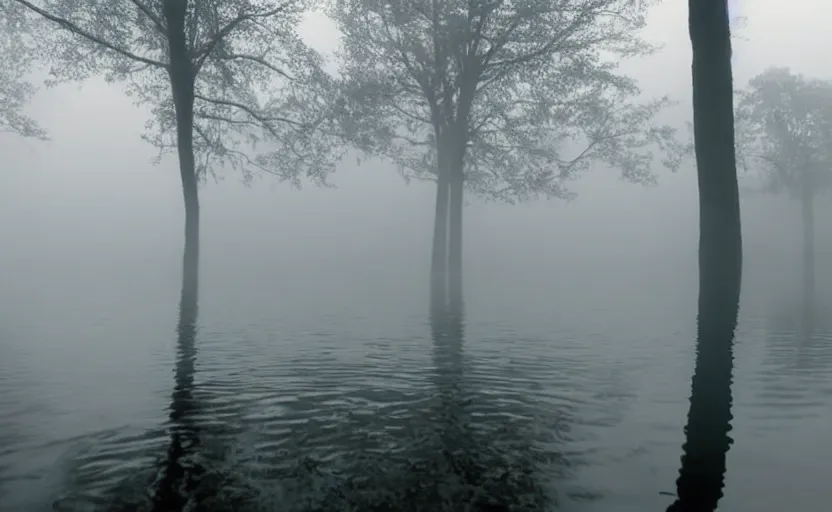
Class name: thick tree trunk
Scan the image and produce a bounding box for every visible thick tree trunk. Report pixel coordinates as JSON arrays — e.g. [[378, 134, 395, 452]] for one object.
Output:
[[669, 1, 743, 510], [431, 163, 450, 315], [153, 2, 202, 509], [801, 173, 815, 326], [448, 167, 464, 312]]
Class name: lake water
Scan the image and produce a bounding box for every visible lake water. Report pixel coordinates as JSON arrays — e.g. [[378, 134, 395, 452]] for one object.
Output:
[[2, 128, 831, 511], [2, 214, 831, 511]]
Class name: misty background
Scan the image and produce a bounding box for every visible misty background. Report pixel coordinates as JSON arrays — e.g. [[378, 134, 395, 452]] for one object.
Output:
[[1, 0, 831, 510]]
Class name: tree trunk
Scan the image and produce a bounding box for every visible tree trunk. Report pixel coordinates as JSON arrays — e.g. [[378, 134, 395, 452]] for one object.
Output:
[[431, 152, 450, 315], [801, 172, 815, 326], [448, 165, 464, 312], [669, 1, 743, 510], [447, 81, 475, 315], [153, 2, 202, 509], [164, 0, 200, 297]]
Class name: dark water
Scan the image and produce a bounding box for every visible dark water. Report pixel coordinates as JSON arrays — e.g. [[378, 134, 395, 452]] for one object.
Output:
[[2, 248, 831, 511]]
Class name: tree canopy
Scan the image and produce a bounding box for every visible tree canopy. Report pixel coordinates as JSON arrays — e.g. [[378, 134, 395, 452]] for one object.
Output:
[[735, 67, 832, 198], [0, 0, 47, 139], [12, 0, 341, 184], [331, 0, 688, 203]]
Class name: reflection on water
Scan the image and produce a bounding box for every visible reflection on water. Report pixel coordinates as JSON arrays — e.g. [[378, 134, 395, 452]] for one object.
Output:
[[753, 296, 832, 428], [29, 301, 565, 510], [2, 282, 832, 510], [423, 303, 551, 511], [151, 269, 202, 510], [667, 272, 740, 510]]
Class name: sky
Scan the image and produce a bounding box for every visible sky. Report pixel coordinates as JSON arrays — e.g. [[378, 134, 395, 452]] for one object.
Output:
[[0, 0, 830, 314]]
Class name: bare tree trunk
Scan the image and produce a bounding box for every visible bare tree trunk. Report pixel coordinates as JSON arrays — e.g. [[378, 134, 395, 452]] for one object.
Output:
[[165, 0, 199, 296], [447, 85, 474, 315], [447, 160, 464, 313], [153, 2, 202, 509], [801, 172, 815, 326], [669, 1, 742, 510], [431, 153, 450, 315]]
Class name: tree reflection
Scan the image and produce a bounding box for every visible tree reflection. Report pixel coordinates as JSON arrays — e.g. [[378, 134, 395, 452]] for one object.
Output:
[[764, 293, 832, 384], [429, 301, 473, 488], [667, 286, 739, 511], [152, 243, 202, 511], [428, 301, 549, 511]]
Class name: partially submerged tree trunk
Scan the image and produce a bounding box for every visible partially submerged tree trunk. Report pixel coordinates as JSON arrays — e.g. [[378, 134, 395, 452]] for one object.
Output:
[[669, 1, 743, 510], [152, 3, 203, 509], [164, 0, 200, 295], [447, 157, 464, 313], [800, 170, 815, 325], [435, 132, 466, 315], [446, 86, 474, 314], [431, 150, 450, 315]]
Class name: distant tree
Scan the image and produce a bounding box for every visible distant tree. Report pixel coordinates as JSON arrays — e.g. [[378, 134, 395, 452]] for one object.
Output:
[[331, 0, 687, 312], [667, 0, 741, 510], [0, 1, 46, 139], [11, 0, 341, 296], [735, 67, 832, 307]]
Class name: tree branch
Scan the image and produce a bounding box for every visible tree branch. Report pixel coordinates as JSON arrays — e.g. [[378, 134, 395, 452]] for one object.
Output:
[[480, 5, 597, 85], [193, 1, 294, 72], [129, 0, 166, 35], [12, 0, 168, 69], [212, 53, 296, 82], [193, 93, 306, 136]]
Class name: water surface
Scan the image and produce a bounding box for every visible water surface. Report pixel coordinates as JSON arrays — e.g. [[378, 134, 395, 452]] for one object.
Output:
[[2, 235, 830, 511]]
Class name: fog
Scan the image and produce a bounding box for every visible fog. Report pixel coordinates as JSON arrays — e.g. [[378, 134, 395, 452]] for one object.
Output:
[[1, 1, 831, 511], [3, 1, 829, 319]]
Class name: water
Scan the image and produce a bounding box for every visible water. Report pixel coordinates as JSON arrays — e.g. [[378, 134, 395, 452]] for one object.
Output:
[[1, 130, 831, 510], [2, 231, 831, 511]]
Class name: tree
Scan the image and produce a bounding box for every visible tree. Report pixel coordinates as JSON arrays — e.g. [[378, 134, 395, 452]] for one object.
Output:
[[0, 1, 47, 139], [735, 67, 832, 314], [331, 0, 687, 313], [667, 0, 742, 510], [11, 0, 341, 299]]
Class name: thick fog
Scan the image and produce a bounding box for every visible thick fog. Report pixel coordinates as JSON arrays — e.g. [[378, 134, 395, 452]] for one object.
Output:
[[1, 1, 831, 511], [2, 1, 829, 315]]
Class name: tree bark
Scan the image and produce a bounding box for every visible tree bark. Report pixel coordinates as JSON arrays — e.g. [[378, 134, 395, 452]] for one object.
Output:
[[165, 0, 200, 297], [669, 1, 743, 510], [431, 149, 450, 315], [447, 81, 475, 315], [447, 163, 464, 312], [801, 171, 815, 326]]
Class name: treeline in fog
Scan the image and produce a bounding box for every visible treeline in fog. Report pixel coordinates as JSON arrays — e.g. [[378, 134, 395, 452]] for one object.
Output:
[[2, 0, 830, 510]]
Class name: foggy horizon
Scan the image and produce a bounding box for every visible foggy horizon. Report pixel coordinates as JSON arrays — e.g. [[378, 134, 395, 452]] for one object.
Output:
[[2, 0, 831, 511]]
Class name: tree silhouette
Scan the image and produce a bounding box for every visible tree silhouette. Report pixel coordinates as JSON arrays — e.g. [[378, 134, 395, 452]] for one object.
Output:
[[331, 0, 687, 313], [12, 0, 341, 299], [735, 67, 832, 316], [668, 0, 742, 510]]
